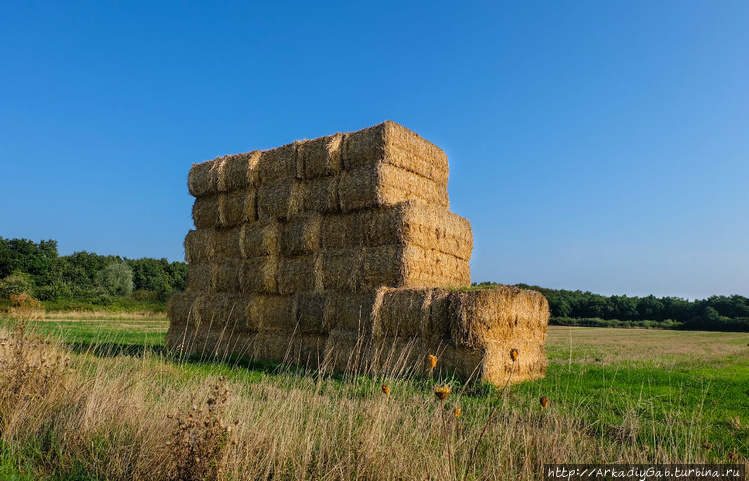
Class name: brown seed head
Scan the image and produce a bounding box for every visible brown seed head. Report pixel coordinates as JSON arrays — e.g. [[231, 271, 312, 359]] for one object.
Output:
[[381, 384, 390, 395], [427, 355, 438, 369], [434, 385, 451, 401], [540, 396, 549, 408], [728, 452, 738, 461], [510, 349, 519, 362], [702, 442, 713, 450], [453, 408, 462, 418]]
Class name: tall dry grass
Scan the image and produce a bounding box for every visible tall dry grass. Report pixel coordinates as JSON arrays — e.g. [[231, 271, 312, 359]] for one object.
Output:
[[0, 311, 743, 479]]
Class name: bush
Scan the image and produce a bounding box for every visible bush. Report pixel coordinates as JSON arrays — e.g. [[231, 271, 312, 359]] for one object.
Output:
[[0, 272, 33, 298]]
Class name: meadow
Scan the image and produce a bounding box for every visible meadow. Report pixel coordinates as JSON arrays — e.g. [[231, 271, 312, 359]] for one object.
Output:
[[0, 312, 747, 480]]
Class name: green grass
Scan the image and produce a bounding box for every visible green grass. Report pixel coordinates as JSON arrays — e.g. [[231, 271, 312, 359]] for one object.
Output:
[[1, 316, 747, 479]]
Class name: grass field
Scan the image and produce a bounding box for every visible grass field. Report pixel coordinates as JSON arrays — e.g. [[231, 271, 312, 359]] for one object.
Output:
[[0, 314, 747, 480]]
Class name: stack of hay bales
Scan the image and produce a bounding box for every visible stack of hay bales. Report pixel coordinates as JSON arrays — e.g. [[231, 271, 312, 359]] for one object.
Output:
[[167, 121, 549, 384]]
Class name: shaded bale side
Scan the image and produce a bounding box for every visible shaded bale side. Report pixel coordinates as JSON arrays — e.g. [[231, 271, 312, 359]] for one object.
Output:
[[212, 260, 241, 293], [166, 291, 200, 330], [184, 229, 213, 264], [324, 291, 377, 332], [280, 213, 322, 257], [447, 286, 550, 349], [219, 189, 257, 228], [429, 344, 486, 381], [257, 142, 299, 184], [294, 176, 340, 214], [210, 227, 243, 260], [239, 256, 279, 294], [171, 328, 256, 361], [257, 179, 295, 221], [186, 263, 212, 292], [371, 287, 434, 338], [188, 158, 223, 197], [341, 121, 449, 186], [192, 195, 220, 229], [338, 162, 449, 213], [298, 133, 343, 179], [251, 332, 327, 367], [322, 329, 376, 374], [293, 292, 328, 334], [318, 248, 363, 292], [218, 151, 261, 192], [241, 221, 281, 258], [278, 255, 316, 295], [247, 294, 295, 332]]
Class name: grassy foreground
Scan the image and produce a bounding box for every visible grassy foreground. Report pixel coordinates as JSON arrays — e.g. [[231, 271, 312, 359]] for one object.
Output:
[[0, 314, 747, 480]]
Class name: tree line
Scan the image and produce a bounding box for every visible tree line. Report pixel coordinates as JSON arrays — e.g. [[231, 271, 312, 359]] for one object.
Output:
[[474, 282, 749, 332], [0, 237, 186, 309]]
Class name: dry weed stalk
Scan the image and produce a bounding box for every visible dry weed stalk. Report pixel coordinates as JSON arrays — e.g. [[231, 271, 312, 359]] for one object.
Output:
[[165, 376, 238, 481]]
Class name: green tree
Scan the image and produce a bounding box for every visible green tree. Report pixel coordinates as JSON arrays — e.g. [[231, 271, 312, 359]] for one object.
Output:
[[0, 271, 34, 298], [95, 262, 134, 296]]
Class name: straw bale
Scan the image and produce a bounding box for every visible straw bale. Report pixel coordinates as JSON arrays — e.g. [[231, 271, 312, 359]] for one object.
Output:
[[210, 227, 243, 260], [447, 286, 549, 349], [293, 292, 328, 334], [247, 294, 295, 332], [257, 142, 299, 184], [281, 213, 322, 256], [341, 121, 449, 186], [278, 255, 316, 295], [250, 332, 327, 367], [372, 287, 435, 338], [318, 248, 363, 292], [241, 221, 281, 257], [212, 260, 241, 293], [192, 195, 220, 229], [257, 179, 295, 221], [190, 293, 248, 329], [398, 245, 471, 288], [218, 151, 261, 192], [298, 133, 343, 179], [186, 263, 212, 292], [239, 256, 279, 294], [324, 291, 377, 332], [166, 291, 200, 329], [319, 245, 469, 291], [184, 229, 212, 264], [294, 176, 340, 214], [338, 162, 449, 213], [188, 158, 223, 197], [481, 336, 548, 383], [349, 202, 472, 260], [219, 189, 257, 227], [322, 330, 375, 374]]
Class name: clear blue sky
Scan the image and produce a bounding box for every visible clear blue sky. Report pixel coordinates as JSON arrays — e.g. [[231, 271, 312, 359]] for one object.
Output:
[[2, 2, 747, 299]]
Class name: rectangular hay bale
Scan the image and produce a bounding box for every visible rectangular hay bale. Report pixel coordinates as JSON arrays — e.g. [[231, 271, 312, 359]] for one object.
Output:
[[188, 158, 222, 197], [212, 260, 241, 293], [192, 195, 220, 229], [257, 179, 296, 221], [324, 291, 378, 332], [247, 294, 295, 332], [278, 255, 317, 295], [241, 221, 281, 257], [184, 229, 212, 264], [239, 256, 279, 294], [280, 214, 322, 256], [257, 142, 299, 184], [338, 162, 449, 213], [219, 189, 257, 227], [186, 263, 212, 292], [292, 292, 328, 334], [218, 151, 261, 192], [297, 133, 343, 179], [341, 121, 449, 186], [210, 227, 243, 260]]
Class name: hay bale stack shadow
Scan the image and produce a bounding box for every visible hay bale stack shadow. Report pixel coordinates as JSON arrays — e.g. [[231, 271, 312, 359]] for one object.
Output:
[[169, 121, 550, 384]]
